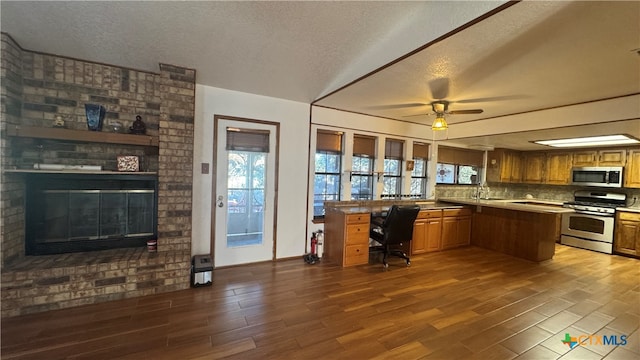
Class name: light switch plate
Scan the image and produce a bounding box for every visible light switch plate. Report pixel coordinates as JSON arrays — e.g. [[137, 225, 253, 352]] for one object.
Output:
[[201, 163, 209, 174]]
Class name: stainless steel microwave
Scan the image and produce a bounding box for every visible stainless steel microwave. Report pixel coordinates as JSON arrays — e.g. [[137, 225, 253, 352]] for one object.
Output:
[[570, 167, 623, 188]]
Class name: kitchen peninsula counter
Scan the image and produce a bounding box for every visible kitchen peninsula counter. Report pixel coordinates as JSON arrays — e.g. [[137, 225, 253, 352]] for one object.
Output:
[[438, 198, 574, 214], [325, 201, 465, 215], [439, 198, 565, 262]]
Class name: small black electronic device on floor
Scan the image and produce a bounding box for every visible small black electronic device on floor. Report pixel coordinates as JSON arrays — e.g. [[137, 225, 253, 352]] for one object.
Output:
[[191, 255, 213, 287]]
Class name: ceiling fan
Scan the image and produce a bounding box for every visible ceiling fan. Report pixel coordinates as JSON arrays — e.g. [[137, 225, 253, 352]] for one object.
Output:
[[422, 100, 483, 131], [368, 78, 523, 130], [368, 78, 489, 130]]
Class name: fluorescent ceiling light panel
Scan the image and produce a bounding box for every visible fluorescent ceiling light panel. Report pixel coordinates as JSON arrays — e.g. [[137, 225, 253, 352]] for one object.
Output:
[[534, 134, 640, 148]]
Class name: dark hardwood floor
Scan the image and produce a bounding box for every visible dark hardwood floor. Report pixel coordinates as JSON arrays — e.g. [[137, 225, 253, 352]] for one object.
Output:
[[1, 244, 639, 360]]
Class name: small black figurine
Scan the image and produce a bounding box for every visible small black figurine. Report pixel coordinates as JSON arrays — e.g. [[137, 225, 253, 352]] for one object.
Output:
[[130, 115, 146, 135]]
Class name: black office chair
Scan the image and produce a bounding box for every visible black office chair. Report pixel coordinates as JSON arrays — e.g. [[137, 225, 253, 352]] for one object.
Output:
[[369, 204, 420, 269]]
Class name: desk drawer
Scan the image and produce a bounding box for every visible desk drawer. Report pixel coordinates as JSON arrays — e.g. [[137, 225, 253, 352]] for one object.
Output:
[[346, 225, 369, 245], [443, 208, 471, 217], [417, 210, 442, 219], [344, 244, 369, 266], [346, 213, 369, 224]]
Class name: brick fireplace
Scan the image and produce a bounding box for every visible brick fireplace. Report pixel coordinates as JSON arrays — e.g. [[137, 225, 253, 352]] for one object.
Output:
[[0, 33, 195, 317], [24, 173, 158, 255]]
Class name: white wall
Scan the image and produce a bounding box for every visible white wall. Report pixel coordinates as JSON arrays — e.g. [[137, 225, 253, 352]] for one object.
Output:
[[192, 85, 310, 259]]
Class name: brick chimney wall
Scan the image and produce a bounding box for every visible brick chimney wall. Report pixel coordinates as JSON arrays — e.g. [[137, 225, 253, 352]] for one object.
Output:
[[0, 33, 195, 317], [1, 33, 25, 265], [157, 64, 195, 253]]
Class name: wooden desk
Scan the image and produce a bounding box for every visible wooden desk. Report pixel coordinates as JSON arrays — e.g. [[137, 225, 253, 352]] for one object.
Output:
[[324, 208, 370, 267], [324, 206, 472, 267]]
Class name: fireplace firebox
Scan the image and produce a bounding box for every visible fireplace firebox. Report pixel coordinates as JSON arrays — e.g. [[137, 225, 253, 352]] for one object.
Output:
[[25, 173, 158, 255]]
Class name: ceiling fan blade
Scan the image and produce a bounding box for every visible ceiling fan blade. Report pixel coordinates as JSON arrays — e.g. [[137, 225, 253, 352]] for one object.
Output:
[[428, 77, 450, 100], [365, 102, 428, 110], [402, 113, 430, 118], [449, 109, 483, 115], [455, 95, 529, 103]]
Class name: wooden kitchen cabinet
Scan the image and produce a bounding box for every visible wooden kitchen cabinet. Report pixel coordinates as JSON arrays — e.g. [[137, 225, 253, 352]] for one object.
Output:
[[599, 149, 627, 166], [324, 209, 370, 267], [614, 211, 640, 258], [487, 149, 522, 183], [545, 152, 573, 185], [522, 152, 546, 183], [572, 151, 598, 167], [411, 210, 442, 255], [573, 149, 626, 167], [441, 208, 472, 249], [624, 149, 640, 188]]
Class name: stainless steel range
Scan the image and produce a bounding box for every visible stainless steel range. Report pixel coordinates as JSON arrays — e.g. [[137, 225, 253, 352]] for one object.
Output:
[[561, 191, 626, 254]]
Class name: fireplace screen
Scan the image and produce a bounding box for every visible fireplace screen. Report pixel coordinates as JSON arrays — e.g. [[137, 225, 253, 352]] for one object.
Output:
[[26, 174, 157, 255]]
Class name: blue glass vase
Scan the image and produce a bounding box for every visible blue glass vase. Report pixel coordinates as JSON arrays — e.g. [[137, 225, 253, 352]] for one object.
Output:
[[84, 104, 106, 131]]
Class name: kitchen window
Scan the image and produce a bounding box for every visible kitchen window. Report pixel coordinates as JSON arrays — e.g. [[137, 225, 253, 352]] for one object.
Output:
[[313, 130, 342, 217], [457, 165, 478, 184], [382, 139, 403, 196], [411, 142, 429, 198], [437, 146, 483, 185], [351, 135, 376, 200], [435, 163, 479, 184]]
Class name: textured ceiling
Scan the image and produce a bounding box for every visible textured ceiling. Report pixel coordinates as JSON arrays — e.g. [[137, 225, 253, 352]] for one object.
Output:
[[0, 1, 502, 102], [315, 1, 640, 150]]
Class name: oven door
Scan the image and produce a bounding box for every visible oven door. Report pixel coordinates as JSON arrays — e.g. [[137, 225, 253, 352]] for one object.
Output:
[[561, 212, 614, 243]]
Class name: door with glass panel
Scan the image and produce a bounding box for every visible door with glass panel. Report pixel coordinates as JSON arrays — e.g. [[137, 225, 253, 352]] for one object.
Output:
[[214, 118, 277, 267]]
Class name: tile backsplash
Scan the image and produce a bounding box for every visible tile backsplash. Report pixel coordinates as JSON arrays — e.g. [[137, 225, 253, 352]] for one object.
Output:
[[436, 183, 640, 208]]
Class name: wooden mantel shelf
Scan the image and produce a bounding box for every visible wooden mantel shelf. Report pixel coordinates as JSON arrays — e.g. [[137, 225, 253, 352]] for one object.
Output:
[[6, 125, 159, 147]]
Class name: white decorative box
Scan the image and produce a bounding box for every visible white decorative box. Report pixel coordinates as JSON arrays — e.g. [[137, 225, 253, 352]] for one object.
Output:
[[117, 156, 139, 172]]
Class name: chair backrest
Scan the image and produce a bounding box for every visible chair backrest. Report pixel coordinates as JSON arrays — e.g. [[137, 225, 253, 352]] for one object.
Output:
[[381, 205, 421, 245]]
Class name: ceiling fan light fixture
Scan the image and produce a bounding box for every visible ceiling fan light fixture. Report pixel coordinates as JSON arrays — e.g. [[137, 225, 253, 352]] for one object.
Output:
[[431, 115, 448, 131]]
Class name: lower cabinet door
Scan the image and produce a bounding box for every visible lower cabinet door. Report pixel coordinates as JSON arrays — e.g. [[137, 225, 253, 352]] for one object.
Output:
[[425, 218, 442, 252], [441, 217, 458, 250], [411, 220, 427, 254]]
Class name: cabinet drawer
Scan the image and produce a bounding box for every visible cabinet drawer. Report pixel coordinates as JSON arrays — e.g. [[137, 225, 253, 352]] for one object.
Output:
[[344, 244, 369, 266], [346, 224, 369, 245], [443, 208, 471, 217], [346, 213, 369, 224], [618, 211, 640, 221], [417, 210, 442, 219]]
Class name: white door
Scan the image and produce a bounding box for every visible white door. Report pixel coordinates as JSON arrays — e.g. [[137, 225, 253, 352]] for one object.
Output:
[[214, 118, 277, 267]]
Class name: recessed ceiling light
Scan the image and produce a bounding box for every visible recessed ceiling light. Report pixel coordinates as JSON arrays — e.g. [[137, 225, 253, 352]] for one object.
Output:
[[534, 134, 640, 148]]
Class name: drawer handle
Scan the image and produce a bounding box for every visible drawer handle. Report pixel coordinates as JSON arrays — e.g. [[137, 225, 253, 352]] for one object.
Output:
[[356, 249, 360, 252]]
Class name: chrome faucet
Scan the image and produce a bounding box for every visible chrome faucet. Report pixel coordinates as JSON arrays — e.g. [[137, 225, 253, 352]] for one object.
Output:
[[472, 184, 483, 200], [472, 184, 490, 200]]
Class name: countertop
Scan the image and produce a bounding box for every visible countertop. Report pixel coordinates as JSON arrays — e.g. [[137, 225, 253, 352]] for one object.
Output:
[[326, 201, 464, 215], [438, 198, 575, 214], [617, 207, 640, 214], [326, 198, 640, 215]]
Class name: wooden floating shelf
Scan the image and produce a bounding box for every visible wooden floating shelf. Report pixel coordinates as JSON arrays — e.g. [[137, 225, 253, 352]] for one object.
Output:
[[3, 169, 158, 175], [6, 125, 159, 147]]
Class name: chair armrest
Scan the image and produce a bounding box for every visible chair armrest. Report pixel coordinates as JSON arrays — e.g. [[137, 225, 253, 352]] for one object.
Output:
[[370, 217, 385, 227]]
